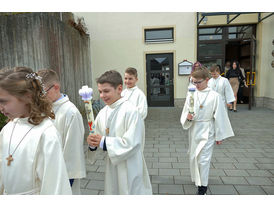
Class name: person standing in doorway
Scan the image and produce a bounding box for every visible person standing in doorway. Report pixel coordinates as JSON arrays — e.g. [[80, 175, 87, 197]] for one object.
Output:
[[226, 61, 247, 112]]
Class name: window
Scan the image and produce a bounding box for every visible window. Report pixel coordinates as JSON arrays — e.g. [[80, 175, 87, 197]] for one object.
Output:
[[144, 28, 174, 43], [228, 25, 254, 39], [198, 27, 223, 40]]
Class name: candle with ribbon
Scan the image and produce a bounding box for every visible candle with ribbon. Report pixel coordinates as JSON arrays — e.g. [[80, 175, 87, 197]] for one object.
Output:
[[188, 85, 196, 119], [79, 85, 96, 134]]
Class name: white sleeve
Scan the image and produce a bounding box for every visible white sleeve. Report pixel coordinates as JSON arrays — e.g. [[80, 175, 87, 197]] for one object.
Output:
[[105, 110, 143, 165], [136, 91, 148, 120], [36, 127, 72, 195]]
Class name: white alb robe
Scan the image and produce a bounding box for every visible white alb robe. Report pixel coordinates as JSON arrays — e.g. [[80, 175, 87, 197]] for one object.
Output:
[[52, 94, 86, 195], [121, 86, 148, 120], [180, 87, 234, 187], [87, 98, 152, 195], [208, 76, 235, 106], [0, 118, 72, 195]]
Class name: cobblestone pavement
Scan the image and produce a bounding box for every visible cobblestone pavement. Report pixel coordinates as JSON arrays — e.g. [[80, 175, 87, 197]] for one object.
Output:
[[80, 104, 274, 195]]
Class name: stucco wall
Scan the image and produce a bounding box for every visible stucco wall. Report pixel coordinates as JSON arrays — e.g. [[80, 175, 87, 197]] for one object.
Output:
[[73, 12, 196, 100]]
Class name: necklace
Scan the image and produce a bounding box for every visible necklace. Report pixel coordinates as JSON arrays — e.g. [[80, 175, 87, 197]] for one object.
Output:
[[6, 120, 35, 166], [196, 91, 210, 109]]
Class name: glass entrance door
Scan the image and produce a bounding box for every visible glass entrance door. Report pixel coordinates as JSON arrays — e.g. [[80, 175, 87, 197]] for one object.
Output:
[[146, 53, 174, 107]]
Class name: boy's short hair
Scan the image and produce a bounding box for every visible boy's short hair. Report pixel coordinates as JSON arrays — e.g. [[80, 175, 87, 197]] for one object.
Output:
[[38, 69, 60, 86], [209, 64, 220, 73], [96, 70, 123, 88], [191, 67, 210, 80], [125, 67, 138, 78]]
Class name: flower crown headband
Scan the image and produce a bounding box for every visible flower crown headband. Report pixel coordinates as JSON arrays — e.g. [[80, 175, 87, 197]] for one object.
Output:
[[25, 73, 46, 96]]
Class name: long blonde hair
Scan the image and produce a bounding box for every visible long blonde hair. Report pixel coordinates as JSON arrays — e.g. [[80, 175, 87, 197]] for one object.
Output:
[[0, 67, 55, 125]]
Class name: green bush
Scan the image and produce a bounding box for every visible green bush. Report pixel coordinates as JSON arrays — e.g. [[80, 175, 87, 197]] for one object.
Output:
[[0, 113, 7, 130]]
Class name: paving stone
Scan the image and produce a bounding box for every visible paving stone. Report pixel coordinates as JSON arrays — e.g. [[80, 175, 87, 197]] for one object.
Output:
[[153, 162, 172, 169], [246, 169, 273, 177], [183, 184, 197, 195], [209, 169, 226, 176], [212, 162, 236, 169], [243, 152, 265, 158], [159, 184, 184, 195], [225, 153, 246, 158], [80, 179, 89, 189], [221, 176, 249, 185], [255, 157, 274, 163], [180, 169, 191, 176], [235, 157, 258, 163], [215, 157, 238, 163], [224, 169, 250, 177], [86, 180, 105, 190], [152, 184, 159, 194], [234, 163, 258, 169], [151, 175, 174, 184], [208, 176, 224, 185], [85, 165, 99, 172], [255, 163, 274, 170], [87, 172, 105, 181], [145, 157, 159, 162], [174, 176, 193, 184], [159, 157, 178, 162], [159, 169, 180, 176], [245, 177, 273, 186], [209, 185, 238, 195], [261, 186, 274, 195], [234, 185, 267, 195], [148, 168, 159, 176], [172, 162, 189, 169], [80, 189, 100, 195]]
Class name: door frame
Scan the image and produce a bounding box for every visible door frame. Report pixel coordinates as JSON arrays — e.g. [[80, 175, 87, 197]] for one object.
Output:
[[144, 51, 175, 107]]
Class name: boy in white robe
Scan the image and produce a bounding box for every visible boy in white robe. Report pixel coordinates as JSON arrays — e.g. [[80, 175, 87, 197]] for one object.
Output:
[[87, 70, 152, 195], [180, 68, 234, 195], [121, 67, 148, 120], [38, 69, 86, 195], [208, 65, 235, 110], [0, 67, 71, 195]]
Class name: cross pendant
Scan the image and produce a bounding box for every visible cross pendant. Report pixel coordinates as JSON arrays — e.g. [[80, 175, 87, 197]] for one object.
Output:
[[6, 154, 13, 166], [106, 128, 109, 135]]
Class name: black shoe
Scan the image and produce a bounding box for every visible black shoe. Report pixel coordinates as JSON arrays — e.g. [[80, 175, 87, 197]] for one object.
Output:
[[197, 186, 207, 195], [229, 108, 233, 111], [233, 109, 237, 112]]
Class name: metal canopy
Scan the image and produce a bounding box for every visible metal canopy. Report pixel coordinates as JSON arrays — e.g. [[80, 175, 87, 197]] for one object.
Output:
[[197, 12, 274, 26]]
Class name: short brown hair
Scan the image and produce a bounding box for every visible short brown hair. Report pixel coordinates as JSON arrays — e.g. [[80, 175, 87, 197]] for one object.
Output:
[[37, 69, 60, 86], [209, 64, 220, 73], [0, 67, 54, 125], [191, 67, 210, 80], [96, 70, 123, 88], [125, 67, 138, 78]]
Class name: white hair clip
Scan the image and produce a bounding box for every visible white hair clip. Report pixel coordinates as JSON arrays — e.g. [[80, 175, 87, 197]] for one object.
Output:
[[26, 73, 47, 97]]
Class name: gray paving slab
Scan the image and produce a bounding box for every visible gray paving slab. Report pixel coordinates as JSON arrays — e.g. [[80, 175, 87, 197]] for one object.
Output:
[[159, 168, 180, 176], [234, 185, 267, 195], [81, 105, 274, 195], [209, 168, 226, 176], [245, 177, 273, 185], [261, 186, 274, 195], [209, 185, 238, 195], [151, 175, 174, 184], [221, 176, 249, 185], [159, 184, 184, 195], [246, 169, 273, 177], [80, 189, 100, 195], [224, 169, 250, 177], [86, 180, 104, 190]]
